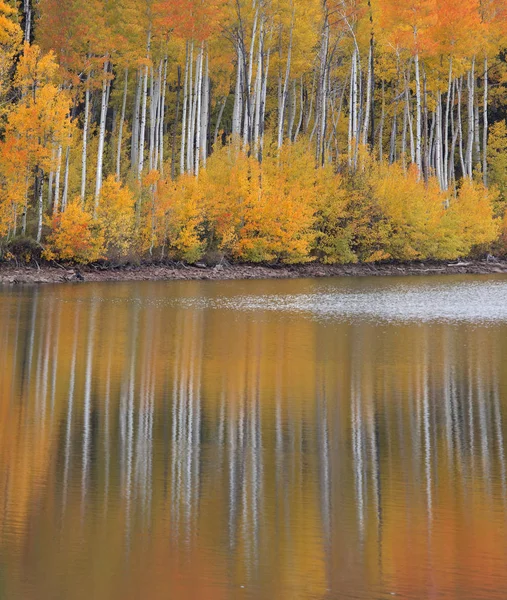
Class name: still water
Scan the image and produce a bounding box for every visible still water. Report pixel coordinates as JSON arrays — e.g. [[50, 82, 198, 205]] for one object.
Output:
[[1, 276, 507, 600]]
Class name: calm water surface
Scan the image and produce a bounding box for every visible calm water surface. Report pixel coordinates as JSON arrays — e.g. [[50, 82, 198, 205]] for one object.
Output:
[[1, 275, 507, 599]]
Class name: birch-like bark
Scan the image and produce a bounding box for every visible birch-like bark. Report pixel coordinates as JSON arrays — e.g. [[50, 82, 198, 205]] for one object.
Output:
[[62, 146, 70, 212], [449, 80, 459, 186], [414, 48, 422, 172], [389, 112, 397, 163], [36, 171, 44, 243], [48, 148, 55, 209], [277, 17, 293, 149], [378, 80, 385, 162], [186, 42, 195, 173], [131, 71, 142, 169], [24, 0, 32, 43], [180, 44, 189, 175], [81, 71, 91, 202], [116, 69, 129, 180], [149, 63, 160, 172], [361, 43, 373, 147], [200, 51, 209, 167], [443, 57, 453, 187], [194, 45, 204, 176], [171, 64, 181, 180], [54, 145, 63, 214], [259, 48, 270, 161], [243, 7, 259, 146], [294, 77, 304, 141], [316, 11, 330, 166], [159, 57, 168, 175], [214, 97, 227, 148], [94, 59, 111, 214], [466, 59, 475, 179], [232, 43, 243, 137], [138, 31, 152, 182], [474, 91, 481, 167], [483, 56, 488, 185], [457, 77, 466, 178], [402, 87, 408, 170], [435, 92, 444, 188]]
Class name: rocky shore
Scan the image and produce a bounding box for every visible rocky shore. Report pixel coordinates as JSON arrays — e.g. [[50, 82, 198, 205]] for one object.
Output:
[[0, 259, 507, 285]]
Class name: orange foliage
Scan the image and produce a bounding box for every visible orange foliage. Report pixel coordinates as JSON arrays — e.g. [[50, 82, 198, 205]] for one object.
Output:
[[44, 200, 104, 263]]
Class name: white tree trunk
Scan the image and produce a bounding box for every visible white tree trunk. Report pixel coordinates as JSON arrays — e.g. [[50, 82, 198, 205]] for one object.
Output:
[[81, 72, 91, 202], [414, 49, 422, 173], [94, 60, 111, 215], [361, 44, 373, 147], [54, 144, 63, 214], [466, 59, 475, 179], [62, 146, 70, 212], [483, 56, 488, 185], [159, 57, 168, 175], [131, 71, 142, 170], [187, 42, 195, 173], [116, 68, 129, 181], [36, 172, 44, 243], [232, 43, 243, 137], [443, 57, 453, 188], [138, 31, 152, 182], [200, 51, 209, 167], [194, 45, 204, 176], [180, 43, 189, 175]]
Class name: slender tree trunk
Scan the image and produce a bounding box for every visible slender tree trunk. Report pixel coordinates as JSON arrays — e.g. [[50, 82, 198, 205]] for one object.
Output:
[[466, 59, 475, 179], [171, 64, 181, 180], [474, 90, 481, 167], [48, 147, 55, 210], [259, 48, 270, 161], [294, 77, 304, 141], [194, 45, 204, 176], [149, 63, 160, 171], [131, 70, 142, 170], [180, 44, 189, 175], [94, 59, 111, 214], [457, 77, 466, 178], [62, 146, 70, 211], [138, 32, 152, 183], [443, 57, 453, 188], [402, 88, 408, 170], [232, 43, 243, 137], [483, 56, 488, 185], [116, 68, 129, 181], [277, 19, 293, 149], [187, 41, 195, 173], [200, 50, 209, 167], [36, 170, 44, 243], [361, 43, 373, 147], [81, 71, 91, 202], [414, 48, 422, 173], [379, 80, 385, 162], [54, 145, 63, 214], [214, 96, 227, 148], [24, 0, 32, 43], [159, 56, 168, 175]]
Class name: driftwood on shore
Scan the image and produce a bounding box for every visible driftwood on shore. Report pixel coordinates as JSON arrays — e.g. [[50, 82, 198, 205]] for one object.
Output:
[[0, 259, 506, 285]]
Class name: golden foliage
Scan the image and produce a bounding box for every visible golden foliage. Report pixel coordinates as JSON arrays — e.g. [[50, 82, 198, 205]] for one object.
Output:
[[43, 200, 104, 263], [97, 176, 135, 257]]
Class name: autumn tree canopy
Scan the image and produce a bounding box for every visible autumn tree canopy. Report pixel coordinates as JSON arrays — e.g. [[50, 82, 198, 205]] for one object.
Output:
[[0, 0, 506, 263]]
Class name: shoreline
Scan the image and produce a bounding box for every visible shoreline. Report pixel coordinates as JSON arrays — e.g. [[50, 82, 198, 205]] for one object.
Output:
[[1, 259, 507, 285]]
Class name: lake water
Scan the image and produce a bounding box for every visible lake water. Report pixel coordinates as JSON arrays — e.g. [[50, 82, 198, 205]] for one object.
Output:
[[1, 275, 507, 599]]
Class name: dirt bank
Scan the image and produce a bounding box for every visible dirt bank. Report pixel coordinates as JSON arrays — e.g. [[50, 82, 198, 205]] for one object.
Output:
[[1, 259, 507, 285]]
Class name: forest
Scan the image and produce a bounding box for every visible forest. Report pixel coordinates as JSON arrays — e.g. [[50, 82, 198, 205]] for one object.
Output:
[[0, 0, 507, 264]]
